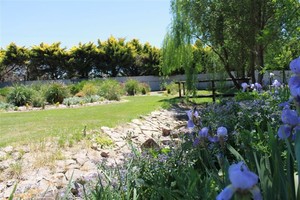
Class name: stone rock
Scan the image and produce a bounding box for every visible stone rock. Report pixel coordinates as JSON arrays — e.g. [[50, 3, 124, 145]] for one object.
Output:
[[65, 169, 84, 181], [3, 146, 14, 154], [171, 132, 180, 138], [91, 143, 99, 151], [6, 179, 16, 187], [52, 173, 68, 189], [0, 151, 6, 160], [0, 182, 5, 193], [162, 128, 171, 137], [80, 161, 96, 171], [64, 159, 77, 166], [101, 151, 109, 158], [73, 153, 88, 166], [101, 126, 111, 133], [141, 138, 160, 150], [0, 160, 11, 170], [3, 186, 16, 198], [132, 119, 143, 125]]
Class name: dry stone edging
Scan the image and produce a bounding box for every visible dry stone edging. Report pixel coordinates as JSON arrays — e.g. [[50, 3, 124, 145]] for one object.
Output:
[[0, 107, 188, 199]]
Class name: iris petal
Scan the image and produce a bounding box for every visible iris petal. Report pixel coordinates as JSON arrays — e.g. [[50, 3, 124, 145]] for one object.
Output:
[[216, 185, 236, 200], [289, 57, 300, 74], [229, 162, 258, 189], [277, 125, 292, 139]]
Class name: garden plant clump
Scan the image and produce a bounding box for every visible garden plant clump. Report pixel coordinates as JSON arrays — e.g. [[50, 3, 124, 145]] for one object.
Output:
[[89, 58, 300, 200], [0, 79, 152, 111]]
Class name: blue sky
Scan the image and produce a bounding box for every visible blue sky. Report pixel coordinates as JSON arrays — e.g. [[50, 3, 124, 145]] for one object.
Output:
[[0, 0, 172, 49]]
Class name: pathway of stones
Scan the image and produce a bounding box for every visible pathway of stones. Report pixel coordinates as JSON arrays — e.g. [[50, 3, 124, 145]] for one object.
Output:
[[0, 107, 188, 199]]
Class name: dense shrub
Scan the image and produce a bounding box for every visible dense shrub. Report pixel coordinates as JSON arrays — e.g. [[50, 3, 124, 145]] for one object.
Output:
[[69, 81, 86, 95], [7, 85, 33, 106], [82, 83, 97, 96], [165, 82, 178, 95], [0, 87, 11, 98], [63, 95, 102, 106], [31, 91, 45, 107], [62, 97, 83, 106], [44, 83, 69, 104], [234, 91, 259, 101], [0, 102, 14, 110], [98, 79, 124, 101], [139, 82, 151, 95], [124, 79, 140, 96]]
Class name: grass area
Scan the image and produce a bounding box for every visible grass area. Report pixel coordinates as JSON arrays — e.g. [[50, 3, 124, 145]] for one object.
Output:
[[0, 95, 172, 147]]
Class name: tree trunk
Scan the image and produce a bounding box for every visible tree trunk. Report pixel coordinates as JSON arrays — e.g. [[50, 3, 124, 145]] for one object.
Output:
[[257, 45, 264, 84]]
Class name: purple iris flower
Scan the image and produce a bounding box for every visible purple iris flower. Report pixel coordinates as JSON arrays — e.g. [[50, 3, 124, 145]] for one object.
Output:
[[186, 109, 199, 129], [217, 127, 228, 137], [208, 135, 219, 143], [277, 125, 292, 140], [254, 83, 262, 91], [272, 79, 281, 88], [288, 76, 300, 98], [199, 127, 209, 137], [289, 56, 300, 74], [229, 162, 258, 189], [281, 108, 299, 126], [241, 82, 248, 92], [217, 162, 262, 200]]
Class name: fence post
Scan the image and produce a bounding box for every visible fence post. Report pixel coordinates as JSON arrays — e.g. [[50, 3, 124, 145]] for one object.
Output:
[[178, 82, 182, 97], [212, 80, 216, 103]]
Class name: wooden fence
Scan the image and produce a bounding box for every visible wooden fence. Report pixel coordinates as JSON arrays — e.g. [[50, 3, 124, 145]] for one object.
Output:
[[175, 78, 250, 102]]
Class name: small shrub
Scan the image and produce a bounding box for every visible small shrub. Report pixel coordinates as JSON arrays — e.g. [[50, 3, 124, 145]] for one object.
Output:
[[63, 97, 82, 106], [84, 95, 101, 103], [0, 87, 11, 99], [98, 79, 124, 101], [95, 136, 114, 147], [82, 83, 97, 96], [139, 82, 151, 95], [125, 79, 140, 96], [0, 102, 14, 111], [235, 91, 259, 101], [75, 91, 85, 97], [7, 85, 33, 106], [69, 81, 86, 95], [165, 82, 178, 95], [31, 91, 45, 107], [44, 83, 69, 104]]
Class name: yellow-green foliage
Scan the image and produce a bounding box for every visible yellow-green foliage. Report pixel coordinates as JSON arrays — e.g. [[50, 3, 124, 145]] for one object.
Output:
[[165, 82, 178, 95], [82, 83, 97, 96], [95, 136, 114, 147]]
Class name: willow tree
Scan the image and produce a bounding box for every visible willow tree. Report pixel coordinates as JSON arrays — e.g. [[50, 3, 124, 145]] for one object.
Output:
[[162, 0, 300, 89]]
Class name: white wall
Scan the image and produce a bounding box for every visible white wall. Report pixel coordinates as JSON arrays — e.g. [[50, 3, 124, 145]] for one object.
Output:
[[0, 70, 291, 91]]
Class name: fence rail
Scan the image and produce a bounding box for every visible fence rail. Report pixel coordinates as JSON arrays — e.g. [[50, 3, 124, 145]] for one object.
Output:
[[175, 77, 251, 102]]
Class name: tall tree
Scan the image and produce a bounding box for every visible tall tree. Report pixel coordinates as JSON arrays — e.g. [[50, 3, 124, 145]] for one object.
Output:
[[0, 43, 29, 82], [68, 42, 98, 79], [162, 0, 300, 89], [29, 42, 67, 80], [100, 36, 134, 77]]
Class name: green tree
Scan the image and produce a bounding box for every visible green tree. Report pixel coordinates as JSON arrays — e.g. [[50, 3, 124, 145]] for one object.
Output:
[[141, 43, 161, 76], [29, 42, 67, 80], [162, 0, 300, 89], [0, 43, 29, 82], [68, 42, 98, 79], [100, 36, 134, 77]]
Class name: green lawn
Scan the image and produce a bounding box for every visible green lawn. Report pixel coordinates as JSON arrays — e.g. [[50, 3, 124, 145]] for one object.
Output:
[[0, 95, 172, 147]]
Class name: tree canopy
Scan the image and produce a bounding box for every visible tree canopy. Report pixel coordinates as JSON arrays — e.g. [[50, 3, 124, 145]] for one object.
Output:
[[0, 36, 162, 82], [162, 0, 300, 89]]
